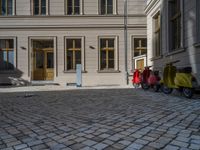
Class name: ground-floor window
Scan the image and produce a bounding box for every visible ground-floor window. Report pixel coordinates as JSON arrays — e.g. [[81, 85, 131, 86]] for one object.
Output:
[[0, 39, 14, 70], [66, 38, 82, 70], [133, 38, 147, 57], [99, 38, 115, 70]]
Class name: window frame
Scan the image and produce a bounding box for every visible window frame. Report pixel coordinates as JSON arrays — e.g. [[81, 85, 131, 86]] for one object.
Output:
[[167, 0, 184, 52], [98, 0, 117, 15], [64, 36, 85, 72], [65, 0, 83, 15], [31, 0, 49, 16], [153, 11, 161, 57], [0, 37, 17, 72], [98, 36, 118, 72], [0, 0, 16, 16]]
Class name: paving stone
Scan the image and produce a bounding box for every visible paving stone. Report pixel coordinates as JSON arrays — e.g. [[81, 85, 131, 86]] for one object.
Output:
[[82, 140, 97, 146], [93, 143, 108, 150], [14, 144, 27, 149], [189, 143, 200, 150], [126, 143, 144, 150], [118, 140, 132, 146], [170, 140, 188, 148], [163, 145, 180, 150]]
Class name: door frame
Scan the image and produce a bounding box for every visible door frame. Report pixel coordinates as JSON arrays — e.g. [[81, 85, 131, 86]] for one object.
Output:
[[29, 36, 57, 81]]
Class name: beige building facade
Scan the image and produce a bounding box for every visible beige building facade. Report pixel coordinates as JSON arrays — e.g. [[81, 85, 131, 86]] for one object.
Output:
[[0, 0, 146, 86], [145, 0, 200, 86]]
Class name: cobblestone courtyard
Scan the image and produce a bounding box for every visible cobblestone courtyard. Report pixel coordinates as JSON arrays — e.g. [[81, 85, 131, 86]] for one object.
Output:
[[0, 89, 200, 150]]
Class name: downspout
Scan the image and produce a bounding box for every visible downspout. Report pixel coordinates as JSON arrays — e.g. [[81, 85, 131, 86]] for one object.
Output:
[[124, 0, 128, 85]]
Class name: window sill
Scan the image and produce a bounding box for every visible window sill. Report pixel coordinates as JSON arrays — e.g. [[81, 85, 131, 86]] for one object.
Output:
[[63, 70, 87, 73], [165, 48, 185, 57], [194, 42, 200, 47], [97, 70, 121, 73], [150, 55, 163, 61]]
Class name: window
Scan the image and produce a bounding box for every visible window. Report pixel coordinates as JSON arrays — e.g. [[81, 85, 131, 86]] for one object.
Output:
[[169, 0, 181, 50], [66, 0, 81, 15], [0, 0, 14, 16], [196, 0, 200, 43], [66, 39, 81, 70], [153, 12, 161, 57], [100, 38, 115, 70], [100, 0, 114, 15], [0, 39, 14, 71], [32, 0, 48, 15], [133, 38, 147, 57]]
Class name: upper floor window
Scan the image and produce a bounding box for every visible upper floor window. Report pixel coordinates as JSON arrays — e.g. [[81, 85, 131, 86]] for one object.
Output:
[[0, 0, 14, 16], [196, 0, 200, 43], [99, 0, 116, 15], [66, 0, 81, 15], [169, 0, 181, 51], [133, 38, 147, 57], [0, 39, 14, 71], [32, 0, 48, 15], [153, 12, 161, 57]]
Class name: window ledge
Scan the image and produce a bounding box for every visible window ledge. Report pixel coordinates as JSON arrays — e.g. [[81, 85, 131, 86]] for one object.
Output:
[[63, 70, 87, 73], [150, 55, 163, 61], [194, 42, 200, 47], [165, 48, 185, 57], [97, 70, 121, 73]]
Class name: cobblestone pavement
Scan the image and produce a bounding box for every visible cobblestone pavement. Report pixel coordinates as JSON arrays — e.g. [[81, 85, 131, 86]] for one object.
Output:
[[0, 89, 200, 150]]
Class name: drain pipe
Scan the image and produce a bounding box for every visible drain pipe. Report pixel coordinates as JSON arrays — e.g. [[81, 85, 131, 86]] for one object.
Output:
[[124, 0, 128, 85]]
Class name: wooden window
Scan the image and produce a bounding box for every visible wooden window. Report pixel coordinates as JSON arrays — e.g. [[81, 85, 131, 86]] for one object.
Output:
[[66, 39, 81, 70], [153, 12, 161, 57], [170, 0, 181, 50], [32, 0, 47, 15], [134, 38, 147, 57], [100, 38, 115, 70], [100, 0, 113, 15], [0, 39, 14, 70], [66, 0, 80, 15], [0, 0, 14, 16]]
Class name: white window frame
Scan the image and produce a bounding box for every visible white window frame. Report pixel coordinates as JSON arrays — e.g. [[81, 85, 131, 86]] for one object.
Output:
[[0, 0, 16, 16], [98, 0, 117, 15], [64, 36, 85, 72], [167, 0, 184, 52], [65, 0, 83, 15], [0, 36, 17, 72], [31, 0, 49, 16], [98, 36, 119, 71]]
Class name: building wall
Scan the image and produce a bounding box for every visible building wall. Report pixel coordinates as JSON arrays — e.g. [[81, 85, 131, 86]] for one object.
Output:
[[145, 0, 200, 85], [0, 0, 147, 86]]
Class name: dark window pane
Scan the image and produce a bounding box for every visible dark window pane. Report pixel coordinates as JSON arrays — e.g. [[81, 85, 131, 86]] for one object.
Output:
[[34, 0, 39, 15], [141, 39, 147, 47], [100, 39, 106, 48], [75, 39, 81, 48], [7, 0, 13, 15], [67, 51, 73, 70], [74, 0, 80, 7], [41, 0, 46, 7], [0, 39, 6, 48], [47, 52, 54, 68], [100, 50, 106, 69], [108, 50, 114, 59], [67, 0, 72, 7], [74, 7, 80, 14], [1, 0, 6, 15], [101, 0, 106, 14], [67, 6, 72, 14], [108, 59, 114, 68], [108, 39, 114, 47], [41, 6, 46, 15], [67, 39, 73, 49], [7, 39, 14, 48], [107, 5, 113, 14]]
